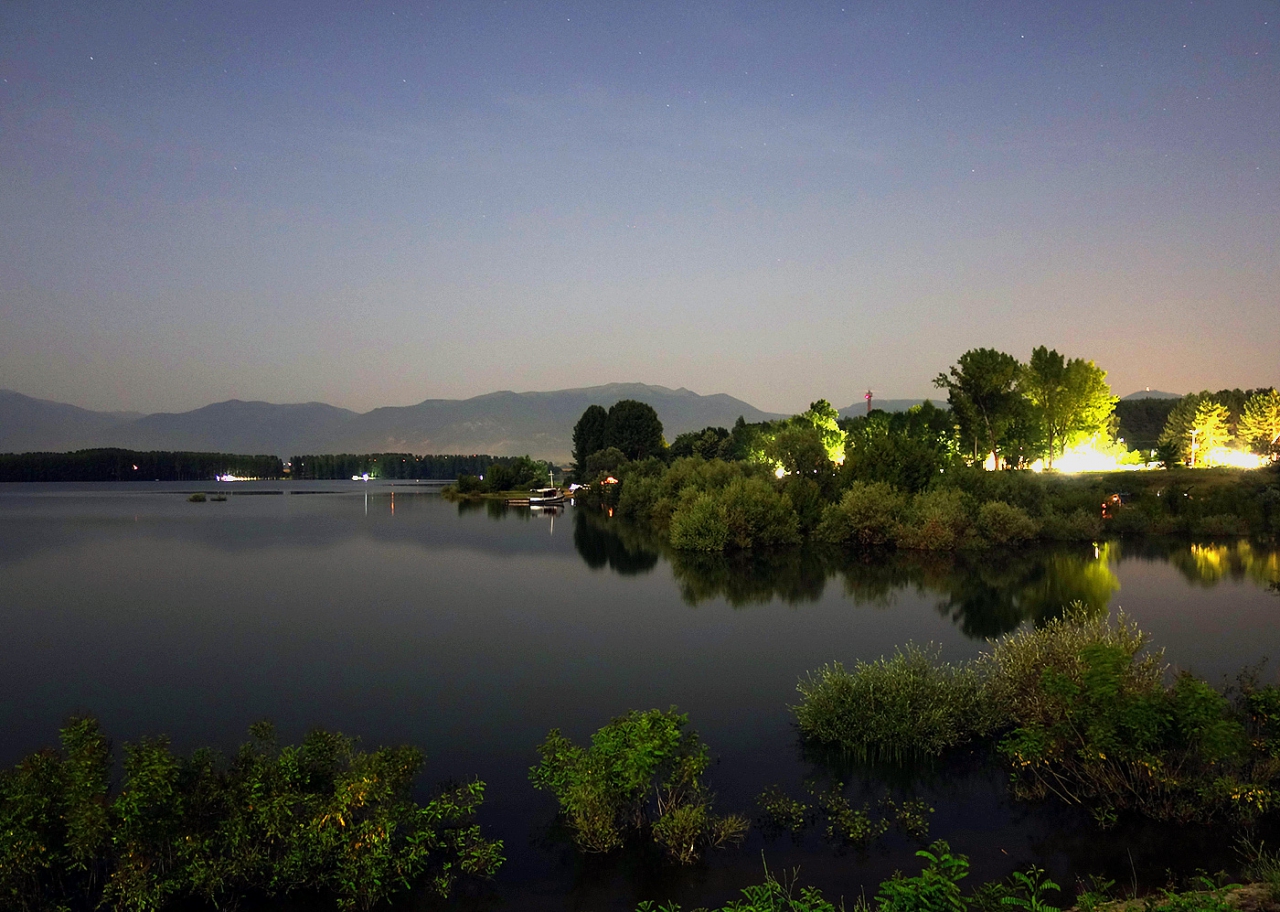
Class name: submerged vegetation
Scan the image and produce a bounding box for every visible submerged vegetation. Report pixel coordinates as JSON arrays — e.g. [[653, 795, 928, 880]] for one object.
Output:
[[0, 718, 502, 911], [795, 607, 1280, 828], [530, 708, 748, 864]]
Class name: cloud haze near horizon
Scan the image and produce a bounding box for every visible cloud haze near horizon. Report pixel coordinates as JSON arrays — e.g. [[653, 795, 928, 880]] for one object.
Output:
[[1, 1, 1276, 415]]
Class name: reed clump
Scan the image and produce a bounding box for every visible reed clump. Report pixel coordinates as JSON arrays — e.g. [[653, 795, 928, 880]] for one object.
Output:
[[795, 606, 1280, 826], [793, 644, 1000, 761]]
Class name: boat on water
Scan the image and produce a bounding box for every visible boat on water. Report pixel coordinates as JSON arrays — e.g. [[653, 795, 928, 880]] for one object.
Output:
[[527, 487, 565, 506]]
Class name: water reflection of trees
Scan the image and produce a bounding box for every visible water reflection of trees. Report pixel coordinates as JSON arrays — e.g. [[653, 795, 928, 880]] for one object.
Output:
[[571, 509, 1135, 636], [572, 509, 659, 576], [1167, 540, 1280, 588], [670, 549, 830, 607], [572, 508, 1280, 632]]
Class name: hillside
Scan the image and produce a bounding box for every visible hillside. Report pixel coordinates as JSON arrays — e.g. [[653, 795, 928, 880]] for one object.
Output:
[[0, 384, 782, 463]]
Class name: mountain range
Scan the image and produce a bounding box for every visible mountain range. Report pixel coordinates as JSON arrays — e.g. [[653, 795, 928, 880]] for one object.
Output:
[[0, 385, 1193, 463], [0, 385, 785, 463]]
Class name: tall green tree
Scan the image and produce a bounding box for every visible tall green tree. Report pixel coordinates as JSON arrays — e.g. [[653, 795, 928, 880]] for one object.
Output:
[[934, 348, 1023, 469], [1239, 389, 1280, 456], [571, 405, 609, 475], [1020, 348, 1118, 467], [1159, 391, 1240, 466], [603, 400, 665, 461], [798, 399, 845, 464], [1189, 400, 1232, 465]]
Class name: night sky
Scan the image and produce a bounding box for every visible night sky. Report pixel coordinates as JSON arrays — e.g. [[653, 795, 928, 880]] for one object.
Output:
[[2, 2, 1276, 415]]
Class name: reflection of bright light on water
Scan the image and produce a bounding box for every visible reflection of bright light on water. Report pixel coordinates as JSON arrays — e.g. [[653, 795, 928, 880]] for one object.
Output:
[[1205, 447, 1268, 469]]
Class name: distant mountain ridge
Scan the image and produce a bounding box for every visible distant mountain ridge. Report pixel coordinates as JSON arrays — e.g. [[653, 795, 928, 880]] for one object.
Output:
[[0, 384, 784, 463], [838, 398, 935, 418], [1122, 389, 1182, 400]]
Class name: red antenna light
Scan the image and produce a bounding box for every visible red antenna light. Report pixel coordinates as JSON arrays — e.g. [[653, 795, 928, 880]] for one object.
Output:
[[864, 390, 873, 415]]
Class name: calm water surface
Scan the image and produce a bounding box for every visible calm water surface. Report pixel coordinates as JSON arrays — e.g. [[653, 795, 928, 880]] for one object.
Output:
[[1, 482, 1278, 910]]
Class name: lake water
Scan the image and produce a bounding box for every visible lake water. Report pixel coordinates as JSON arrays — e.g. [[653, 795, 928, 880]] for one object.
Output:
[[1, 482, 1278, 910]]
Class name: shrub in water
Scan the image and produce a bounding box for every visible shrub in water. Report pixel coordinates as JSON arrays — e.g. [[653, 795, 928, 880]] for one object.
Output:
[[669, 489, 731, 551], [815, 482, 905, 547], [793, 644, 998, 760], [988, 606, 1276, 824], [720, 476, 801, 549], [895, 489, 975, 551], [529, 708, 747, 864], [1039, 507, 1102, 542], [0, 718, 502, 911], [756, 785, 810, 834], [669, 479, 801, 551], [974, 500, 1040, 546]]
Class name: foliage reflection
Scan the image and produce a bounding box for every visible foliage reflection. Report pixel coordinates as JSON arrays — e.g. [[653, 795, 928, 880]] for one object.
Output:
[[571, 509, 1278, 634]]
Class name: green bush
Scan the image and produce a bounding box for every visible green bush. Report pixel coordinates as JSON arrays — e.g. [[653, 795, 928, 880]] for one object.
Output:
[[1039, 507, 1102, 541], [529, 709, 747, 864], [987, 607, 1276, 824], [975, 501, 1040, 546], [874, 841, 969, 912], [669, 489, 731, 551], [896, 489, 975, 551], [668, 479, 800, 551], [816, 482, 905, 547], [721, 477, 801, 548], [796, 608, 1280, 826], [0, 718, 502, 912], [793, 645, 999, 760]]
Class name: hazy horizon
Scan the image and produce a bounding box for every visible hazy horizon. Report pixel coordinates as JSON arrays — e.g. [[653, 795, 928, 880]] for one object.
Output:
[[3, 2, 1276, 415], [0, 379, 1225, 419]]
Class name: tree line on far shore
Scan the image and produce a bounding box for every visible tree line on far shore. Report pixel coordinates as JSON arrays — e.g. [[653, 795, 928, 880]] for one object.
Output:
[[0, 450, 552, 483], [0, 449, 284, 482], [289, 452, 527, 480]]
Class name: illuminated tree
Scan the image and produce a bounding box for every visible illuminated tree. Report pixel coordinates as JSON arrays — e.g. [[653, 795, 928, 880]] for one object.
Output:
[[799, 399, 845, 464], [934, 348, 1022, 469], [1159, 392, 1212, 466], [1189, 401, 1231, 466], [1062, 358, 1119, 445], [764, 423, 831, 477], [1239, 389, 1280, 455], [1020, 348, 1118, 468]]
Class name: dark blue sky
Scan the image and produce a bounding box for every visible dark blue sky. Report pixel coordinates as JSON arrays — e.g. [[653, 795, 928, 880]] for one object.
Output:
[[2, 1, 1276, 413]]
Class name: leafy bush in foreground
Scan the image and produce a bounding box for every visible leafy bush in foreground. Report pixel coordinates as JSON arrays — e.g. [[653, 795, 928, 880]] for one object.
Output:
[[0, 718, 502, 912], [530, 708, 748, 863]]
